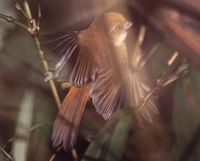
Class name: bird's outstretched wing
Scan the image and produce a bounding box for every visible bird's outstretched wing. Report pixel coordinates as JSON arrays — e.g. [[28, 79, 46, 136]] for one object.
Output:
[[125, 71, 159, 124], [91, 67, 158, 123], [91, 68, 123, 120], [41, 31, 97, 86]]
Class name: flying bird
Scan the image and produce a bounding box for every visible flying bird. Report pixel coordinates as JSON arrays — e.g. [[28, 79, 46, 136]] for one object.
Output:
[[44, 11, 158, 150]]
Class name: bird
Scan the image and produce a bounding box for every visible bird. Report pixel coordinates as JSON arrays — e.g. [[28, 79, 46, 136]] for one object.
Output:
[[44, 11, 158, 151]]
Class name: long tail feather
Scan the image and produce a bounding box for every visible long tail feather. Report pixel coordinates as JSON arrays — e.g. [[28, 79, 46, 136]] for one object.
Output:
[[52, 86, 90, 150]]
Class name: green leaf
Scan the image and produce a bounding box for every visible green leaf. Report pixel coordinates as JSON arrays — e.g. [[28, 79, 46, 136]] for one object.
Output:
[[173, 66, 200, 161], [82, 111, 132, 161], [106, 115, 132, 161]]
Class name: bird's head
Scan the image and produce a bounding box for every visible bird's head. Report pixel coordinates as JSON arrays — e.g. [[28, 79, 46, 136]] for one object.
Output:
[[102, 12, 132, 46]]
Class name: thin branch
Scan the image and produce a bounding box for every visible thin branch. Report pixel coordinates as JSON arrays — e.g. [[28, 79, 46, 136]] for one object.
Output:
[[0, 4, 61, 108], [71, 149, 78, 161], [0, 13, 28, 32], [0, 1, 77, 158], [139, 84, 160, 111], [23, 1, 32, 20], [138, 42, 162, 70], [48, 146, 78, 161], [128, 0, 200, 67], [22, 1, 79, 158], [0, 147, 14, 161], [33, 36, 61, 108], [132, 25, 146, 69], [28, 123, 45, 131], [22, 0, 61, 108], [168, 51, 179, 66], [138, 51, 188, 111], [49, 153, 57, 161], [1, 137, 15, 149], [1, 123, 47, 149], [12, 0, 29, 19]]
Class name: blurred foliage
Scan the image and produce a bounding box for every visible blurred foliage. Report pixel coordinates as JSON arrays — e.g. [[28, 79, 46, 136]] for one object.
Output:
[[0, 2, 55, 161], [0, 0, 200, 161], [174, 66, 200, 161], [82, 111, 132, 161]]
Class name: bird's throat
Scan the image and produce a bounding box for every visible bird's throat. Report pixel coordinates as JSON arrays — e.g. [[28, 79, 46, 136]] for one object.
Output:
[[113, 32, 127, 46]]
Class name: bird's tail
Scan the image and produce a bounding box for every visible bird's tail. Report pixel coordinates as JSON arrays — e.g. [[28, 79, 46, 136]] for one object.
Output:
[[52, 86, 90, 150]]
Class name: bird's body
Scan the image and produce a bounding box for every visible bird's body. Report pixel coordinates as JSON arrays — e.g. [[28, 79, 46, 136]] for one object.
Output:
[[44, 12, 158, 150]]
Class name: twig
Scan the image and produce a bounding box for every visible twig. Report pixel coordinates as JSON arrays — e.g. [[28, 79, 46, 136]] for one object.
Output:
[[0, 147, 14, 161], [0, 0, 62, 108], [132, 25, 146, 69], [138, 42, 162, 70], [1, 123, 47, 149], [0, 2, 61, 108], [49, 153, 57, 161], [21, 1, 61, 108], [0, 13, 28, 32], [28, 123, 45, 131], [1, 137, 15, 150], [49, 146, 78, 161], [138, 51, 187, 111], [139, 84, 160, 111], [168, 51, 179, 66], [71, 149, 78, 161], [138, 75, 174, 111], [22, 1, 79, 158], [157, 51, 179, 85], [33, 36, 61, 108], [12, 0, 29, 19], [1, 0, 77, 158], [128, 0, 200, 67]]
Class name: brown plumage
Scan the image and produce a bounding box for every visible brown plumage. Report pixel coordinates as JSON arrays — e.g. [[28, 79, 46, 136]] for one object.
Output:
[[44, 12, 158, 150], [52, 86, 90, 150]]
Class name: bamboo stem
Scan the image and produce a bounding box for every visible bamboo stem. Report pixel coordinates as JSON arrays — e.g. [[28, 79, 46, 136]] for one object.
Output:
[[22, 1, 61, 108]]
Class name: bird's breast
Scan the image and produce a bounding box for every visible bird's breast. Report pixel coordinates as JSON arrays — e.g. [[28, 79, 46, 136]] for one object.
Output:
[[79, 26, 130, 80]]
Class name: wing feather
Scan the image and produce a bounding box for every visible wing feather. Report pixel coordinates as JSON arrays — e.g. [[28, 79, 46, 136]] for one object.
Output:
[[42, 31, 97, 86]]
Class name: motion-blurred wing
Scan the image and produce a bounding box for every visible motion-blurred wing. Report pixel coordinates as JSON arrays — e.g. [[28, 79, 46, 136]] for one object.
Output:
[[42, 31, 97, 86], [126, 72, 159, 123], [91, 69, 123, 120]]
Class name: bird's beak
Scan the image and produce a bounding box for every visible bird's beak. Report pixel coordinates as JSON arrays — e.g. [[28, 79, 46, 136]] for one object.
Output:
[[125, 21, 132, 31]]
